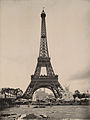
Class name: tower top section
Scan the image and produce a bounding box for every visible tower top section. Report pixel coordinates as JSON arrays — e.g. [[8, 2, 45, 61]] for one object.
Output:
[[41, 9, 46, 18], [40, 9, 47, 38], [39, 9, 49, 58]]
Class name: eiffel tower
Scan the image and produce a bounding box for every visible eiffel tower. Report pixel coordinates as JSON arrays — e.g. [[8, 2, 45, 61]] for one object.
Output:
[[23, 9, 64, 99]]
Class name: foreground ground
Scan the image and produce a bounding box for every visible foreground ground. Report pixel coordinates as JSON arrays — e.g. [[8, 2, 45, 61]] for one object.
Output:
[[0, 105, 90, 120]]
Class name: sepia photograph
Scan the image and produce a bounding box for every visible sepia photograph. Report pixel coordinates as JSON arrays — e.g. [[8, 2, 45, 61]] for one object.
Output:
[[0, 0, 90, 119]]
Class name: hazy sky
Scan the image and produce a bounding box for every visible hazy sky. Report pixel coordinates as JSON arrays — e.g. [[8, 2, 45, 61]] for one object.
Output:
[[0, 0, 90, 93]]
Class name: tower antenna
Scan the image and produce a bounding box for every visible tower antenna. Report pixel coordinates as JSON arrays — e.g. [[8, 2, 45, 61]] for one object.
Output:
[[43, 7, 45, 10]]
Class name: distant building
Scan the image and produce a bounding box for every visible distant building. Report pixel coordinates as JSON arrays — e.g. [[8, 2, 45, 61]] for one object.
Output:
[[35, 89, 49, 100]]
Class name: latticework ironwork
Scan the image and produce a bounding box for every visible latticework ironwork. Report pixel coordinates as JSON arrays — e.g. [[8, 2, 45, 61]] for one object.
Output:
[[23, 10, 64, 99]]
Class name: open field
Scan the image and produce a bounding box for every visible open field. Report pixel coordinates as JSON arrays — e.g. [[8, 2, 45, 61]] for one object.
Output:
[[0, 105, 90, 120]]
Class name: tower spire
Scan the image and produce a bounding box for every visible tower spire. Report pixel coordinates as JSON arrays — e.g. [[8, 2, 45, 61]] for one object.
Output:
[[41, 9, 46, 38], [39, 9, 49, 58], [43, 7, 45, 11]]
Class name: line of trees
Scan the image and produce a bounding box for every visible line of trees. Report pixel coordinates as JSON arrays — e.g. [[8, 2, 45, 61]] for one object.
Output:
[[73, 90, 90, 100], [0, 88, 23, 98]]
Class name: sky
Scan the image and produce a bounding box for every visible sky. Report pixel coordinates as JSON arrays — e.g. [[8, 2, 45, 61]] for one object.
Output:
[[0, 0, 90, 93]]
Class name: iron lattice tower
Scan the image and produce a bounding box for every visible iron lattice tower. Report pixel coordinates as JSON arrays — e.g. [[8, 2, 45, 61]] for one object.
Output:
[[23, 10, 64, 99]]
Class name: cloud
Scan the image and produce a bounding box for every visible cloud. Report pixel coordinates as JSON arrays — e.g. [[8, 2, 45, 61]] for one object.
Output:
[[69, 69, 90, 80]]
